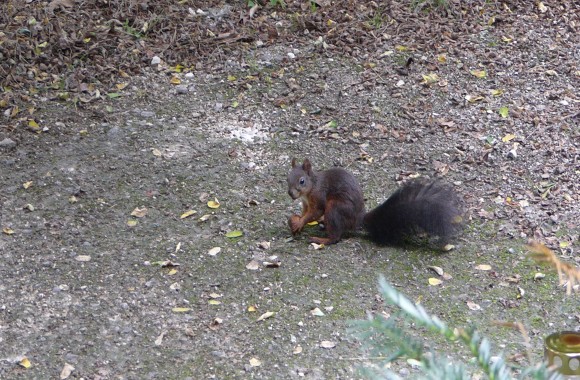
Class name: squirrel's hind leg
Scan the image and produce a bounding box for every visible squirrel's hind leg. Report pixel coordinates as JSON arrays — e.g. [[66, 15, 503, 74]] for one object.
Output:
[[309, 236, 340, 245], [308, 198, 357, 245]]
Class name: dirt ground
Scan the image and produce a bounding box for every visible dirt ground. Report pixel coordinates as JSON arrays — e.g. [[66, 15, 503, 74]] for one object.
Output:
[[1, 1, 579, 379]]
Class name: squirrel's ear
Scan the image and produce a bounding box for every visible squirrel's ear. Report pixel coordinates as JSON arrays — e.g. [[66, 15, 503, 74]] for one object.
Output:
[[302, 159, 312, 173], [291, 158, 297, 168]]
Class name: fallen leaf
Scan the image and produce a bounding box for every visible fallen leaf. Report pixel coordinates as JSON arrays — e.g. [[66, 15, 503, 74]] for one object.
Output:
[[499, 106, 509, 118], [465, 94, 484, 103], [28, 119, 40, 131], [310, 243, 324, 250], [320, 341, 336, 349], [466, 301, 481, 311], [209, 318, 223, 331], [172, 307, 191, 313], [60, 363, 75, 379], [208, 300, 221, 305], [470, 69, 487, 78], [23, 204, 34, 211], [428, 278, 442, 286], [208, 247, 221, 256], [257, 311, 274, 321], [23, 181, 33, 189], [19, 357, 31, 368], [131, 207, 148, 218], [249, 358, 261, 367], [293, 345, 303, 354], [475, 264, 492, 271], [248, 305, 257, 312], [154, 331, 166, 346], [516, 286, 525, 299], [3, 227, 15, 235], [306, 221, 319, 226], [207, 198, 220, 209], [152, 148, 162, 157], [180, 210, 197, 219], [437, 54, 447, 63], [534, 272, 545, 280], [538, 2, 547, 13], [127, 219, 138, 226], [323, 120, 338, 129], [490, 89, 504, 96], [75, 255, 91, 262], [420, 73, 440, 85], [246, 260, 260, 270], [199, 214, 211, 221], [170, 76, 181, 85], [310, 307, 325, 317], [501, 133, 516, 142], [225, 230, 243, 238], [257, 241, 271, 249], [442, 244, 455, 252]]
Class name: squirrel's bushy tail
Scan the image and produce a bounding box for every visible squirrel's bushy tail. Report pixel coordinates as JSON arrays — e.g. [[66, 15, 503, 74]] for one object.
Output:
[[363, 180, 462, 245]]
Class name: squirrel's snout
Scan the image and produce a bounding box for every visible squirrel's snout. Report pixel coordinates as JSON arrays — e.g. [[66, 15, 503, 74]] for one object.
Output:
[[288, 189, 299, 200]]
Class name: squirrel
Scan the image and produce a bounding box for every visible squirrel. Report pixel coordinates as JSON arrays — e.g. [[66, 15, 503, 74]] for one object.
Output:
[[287, 158, 462, 245]]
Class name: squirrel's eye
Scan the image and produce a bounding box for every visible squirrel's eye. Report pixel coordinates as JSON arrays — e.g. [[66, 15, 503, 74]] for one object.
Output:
[[299, 177, 305, 185]]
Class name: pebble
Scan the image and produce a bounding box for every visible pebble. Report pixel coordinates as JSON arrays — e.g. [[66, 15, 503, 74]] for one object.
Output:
[[107, 126, 120, 137], [287, 52, 296, 59], [139, 110, 156, 118], [0, 138, 16, 148], [185, 72, 194, 79], [399, 368, 410, 377], [151, 56, 161, 66], [175, 85, 188, 94]]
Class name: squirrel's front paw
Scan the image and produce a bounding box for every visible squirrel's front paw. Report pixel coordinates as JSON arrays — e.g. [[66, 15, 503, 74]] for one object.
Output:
[[288, 215, 303, 235]]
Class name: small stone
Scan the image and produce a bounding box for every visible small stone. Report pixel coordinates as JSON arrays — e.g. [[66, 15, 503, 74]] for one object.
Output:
[[399, 368, 410, 377], [255, 40, 264, 47], [185, 72, 194, 79], [0, 138, 16, 149], [151, 56, 161, 66], [507, 149, 517, 159], [139, 110, 155, 118], [107, 126, 120, 137], [287, 52, 296, 59], [175, 85, 188, 94]]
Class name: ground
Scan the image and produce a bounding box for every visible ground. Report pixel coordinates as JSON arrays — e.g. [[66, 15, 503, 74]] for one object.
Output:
[[0, 1, 579, 379]]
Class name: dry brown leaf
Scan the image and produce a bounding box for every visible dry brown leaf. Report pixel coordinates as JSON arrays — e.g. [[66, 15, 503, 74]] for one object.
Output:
[[256, 311, 274, 321], [131, 207, 148, 218]]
